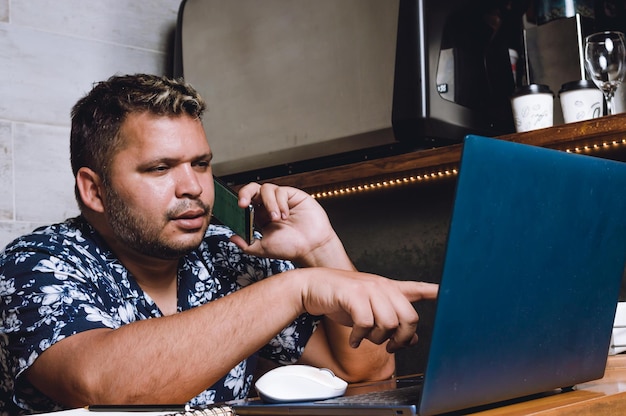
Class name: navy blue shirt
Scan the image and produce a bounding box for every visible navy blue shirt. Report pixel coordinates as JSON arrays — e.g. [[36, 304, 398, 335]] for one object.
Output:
[[0, 217, 318, 414]]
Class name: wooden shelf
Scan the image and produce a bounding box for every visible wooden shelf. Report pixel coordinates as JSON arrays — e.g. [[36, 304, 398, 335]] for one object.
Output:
[[252, 113, 626, 196]]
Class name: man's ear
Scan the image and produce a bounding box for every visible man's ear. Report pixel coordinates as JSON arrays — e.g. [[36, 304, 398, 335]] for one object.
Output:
[[76, 167, 105, 213]]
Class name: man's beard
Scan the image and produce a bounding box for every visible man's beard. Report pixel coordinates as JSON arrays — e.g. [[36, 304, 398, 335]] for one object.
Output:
[[104, 185, 210, 259]]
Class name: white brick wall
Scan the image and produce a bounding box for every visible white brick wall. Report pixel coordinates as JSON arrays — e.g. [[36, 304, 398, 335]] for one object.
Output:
[[0, 0, 181, 248]]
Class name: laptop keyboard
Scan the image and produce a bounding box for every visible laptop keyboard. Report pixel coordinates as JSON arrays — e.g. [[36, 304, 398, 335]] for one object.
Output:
[[316, 384, 423, 406]]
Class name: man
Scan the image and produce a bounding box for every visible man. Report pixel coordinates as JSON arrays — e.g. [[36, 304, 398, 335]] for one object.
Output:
[[0, 74, 437, 414]]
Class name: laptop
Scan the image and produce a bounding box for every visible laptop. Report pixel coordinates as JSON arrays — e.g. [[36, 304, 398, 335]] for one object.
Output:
[[232, 135, 626, 415]]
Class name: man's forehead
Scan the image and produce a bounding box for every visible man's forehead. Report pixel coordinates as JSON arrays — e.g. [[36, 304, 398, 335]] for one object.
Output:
[[115, 112, 211, 158]]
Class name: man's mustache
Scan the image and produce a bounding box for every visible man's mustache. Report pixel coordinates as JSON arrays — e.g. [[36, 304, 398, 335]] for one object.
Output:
[[167, 199, 210, 219]]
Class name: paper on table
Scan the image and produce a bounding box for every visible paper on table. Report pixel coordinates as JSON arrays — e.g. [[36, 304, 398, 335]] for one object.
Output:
[[33, 406, 234, 416], [610, 302, 626, 355], [33, 410, 173, 416]]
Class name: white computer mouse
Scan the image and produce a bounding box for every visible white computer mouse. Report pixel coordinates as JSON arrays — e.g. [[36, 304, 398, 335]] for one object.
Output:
[[254, 364, 348, 403]]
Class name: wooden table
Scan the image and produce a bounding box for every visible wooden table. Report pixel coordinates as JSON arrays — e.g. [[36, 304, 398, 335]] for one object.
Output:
[[432, 354, 626, 415], [51, 355, 622, 415], [335, 355, 626, 415], [236, 356, 626, 416], [304, 355, 626, 415]]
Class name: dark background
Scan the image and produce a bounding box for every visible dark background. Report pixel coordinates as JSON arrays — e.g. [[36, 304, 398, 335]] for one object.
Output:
[[320, 179, 455, 375]]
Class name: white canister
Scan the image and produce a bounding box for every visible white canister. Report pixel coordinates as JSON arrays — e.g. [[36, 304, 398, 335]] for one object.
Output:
[[558, 80, 604, 123], [510, 84, 554, 133]]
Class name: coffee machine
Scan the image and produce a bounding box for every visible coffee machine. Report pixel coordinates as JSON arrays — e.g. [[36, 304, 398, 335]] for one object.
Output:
[[392, 0, 626, 142], [392, 0, 529, 146]]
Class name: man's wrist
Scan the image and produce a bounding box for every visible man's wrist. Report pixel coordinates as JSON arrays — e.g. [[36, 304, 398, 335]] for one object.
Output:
[[296, 236, 355, 271]]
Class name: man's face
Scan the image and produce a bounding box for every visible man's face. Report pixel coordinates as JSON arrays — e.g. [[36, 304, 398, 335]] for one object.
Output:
[[102, 112, 214, 259]]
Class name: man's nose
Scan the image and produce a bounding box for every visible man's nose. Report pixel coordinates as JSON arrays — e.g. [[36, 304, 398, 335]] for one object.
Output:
[[175, 164, 203, 198]]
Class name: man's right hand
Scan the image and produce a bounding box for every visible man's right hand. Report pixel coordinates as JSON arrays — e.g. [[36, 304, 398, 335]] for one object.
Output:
[[295, 268, 438, 352]]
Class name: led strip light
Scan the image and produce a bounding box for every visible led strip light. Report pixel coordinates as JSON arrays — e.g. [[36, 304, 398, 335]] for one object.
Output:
[[565, 138, 626, 154], [311, 168, 458, 199], [310, 137, 626, 200]]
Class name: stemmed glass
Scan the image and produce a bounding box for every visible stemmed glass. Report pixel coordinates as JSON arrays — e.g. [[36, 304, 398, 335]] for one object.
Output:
[[584, 31, 626, 116]]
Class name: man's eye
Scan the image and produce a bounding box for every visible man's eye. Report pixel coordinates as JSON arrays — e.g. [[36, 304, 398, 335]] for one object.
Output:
[[194, 160, 211, 170], [150, 165, 169, 172]]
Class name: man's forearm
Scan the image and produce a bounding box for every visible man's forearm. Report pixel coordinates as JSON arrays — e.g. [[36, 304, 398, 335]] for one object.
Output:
[[27, 270, 307, 407], [296, 236, 396, 382], [295, 235, 357, 271]]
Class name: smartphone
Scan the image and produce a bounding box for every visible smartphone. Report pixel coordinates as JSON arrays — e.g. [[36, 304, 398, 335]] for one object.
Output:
[[212, 177, 255, 244]]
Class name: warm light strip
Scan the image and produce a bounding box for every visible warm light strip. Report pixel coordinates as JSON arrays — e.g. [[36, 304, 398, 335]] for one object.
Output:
[[310, 137, 626, 200], [565, 138, 626, 154], [311, 169, 458, 199]]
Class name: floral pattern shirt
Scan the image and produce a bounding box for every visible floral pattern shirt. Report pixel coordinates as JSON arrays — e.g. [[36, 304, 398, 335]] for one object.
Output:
[[0, 217, 319, 415]]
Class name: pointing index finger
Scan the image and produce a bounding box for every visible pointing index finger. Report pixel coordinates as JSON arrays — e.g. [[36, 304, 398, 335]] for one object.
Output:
[[401, 281, 439, 302]]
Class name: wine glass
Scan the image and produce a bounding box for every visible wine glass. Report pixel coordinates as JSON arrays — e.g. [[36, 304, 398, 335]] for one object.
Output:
[[584, 31, 626, 116]]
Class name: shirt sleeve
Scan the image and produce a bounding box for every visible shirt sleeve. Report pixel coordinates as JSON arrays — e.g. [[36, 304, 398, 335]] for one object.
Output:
[[0, 244, 117, 384], [257, 258, 322, 365], [259, 312, 321, 365]]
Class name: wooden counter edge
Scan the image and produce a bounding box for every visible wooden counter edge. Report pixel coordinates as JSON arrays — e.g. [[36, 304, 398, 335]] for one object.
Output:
[[247, 113, 626, 192]]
